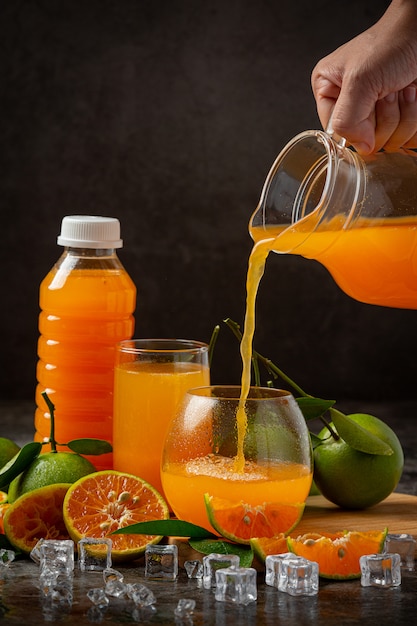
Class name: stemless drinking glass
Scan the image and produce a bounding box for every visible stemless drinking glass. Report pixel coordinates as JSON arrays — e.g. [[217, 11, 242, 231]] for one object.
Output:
[[113, 339, 210, 497], [161, 386, 313, 534]]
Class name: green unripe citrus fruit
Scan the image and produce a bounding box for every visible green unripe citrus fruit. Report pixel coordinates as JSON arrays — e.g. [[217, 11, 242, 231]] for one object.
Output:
[[8, 451, 96, 503], [0, 437, 21, 470], [313, 413, 404, 509]]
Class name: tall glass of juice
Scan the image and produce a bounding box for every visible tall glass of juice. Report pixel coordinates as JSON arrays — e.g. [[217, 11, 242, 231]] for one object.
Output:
[[113, 339, 210, 498], [161, 386, 313, 536]]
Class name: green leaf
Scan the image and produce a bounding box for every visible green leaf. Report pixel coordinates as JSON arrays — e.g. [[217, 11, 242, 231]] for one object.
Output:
[[296, 397, 336, 420], [112, 519, 217, 539], [0, 442, 42, 489], [66, 438, 113, 455], [309, 432, 324, 450], [330, 410, 393, 455], [189, 538, 254, 567]]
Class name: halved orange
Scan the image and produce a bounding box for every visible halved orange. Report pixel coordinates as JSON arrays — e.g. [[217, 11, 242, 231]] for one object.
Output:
[[0, 503, 10, 534], [205, 494, 304, 545], [63, 470, 169, 562], [287, 529, 388, 579], [0, 490, 8, 534], [3, 483, 71, 553], [250, 534, 289, 562]]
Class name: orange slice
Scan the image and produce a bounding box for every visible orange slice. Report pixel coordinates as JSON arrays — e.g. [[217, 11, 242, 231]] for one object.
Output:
[[0, 503, 10, 535], [205, 494, 304, 545], [63, 470, 169, 562], [0, 491, 8, 504], [250, 534, 290, 562], [287, 529, 388, 579], [3, 483, 71, 553]]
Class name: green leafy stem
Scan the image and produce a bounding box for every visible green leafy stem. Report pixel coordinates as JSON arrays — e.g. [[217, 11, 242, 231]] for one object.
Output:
[[0, 392, 112, 490]]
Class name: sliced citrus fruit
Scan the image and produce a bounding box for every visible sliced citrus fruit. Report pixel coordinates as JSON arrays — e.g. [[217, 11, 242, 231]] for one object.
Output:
[[63, 470, 169, 562], [0, 503, 10, 534], [3, 483, 71, 553], [287, 529, 388, 579], [205, 494, 304, 545], [250, 534, 289, 562], [0, 491, 8, 504]]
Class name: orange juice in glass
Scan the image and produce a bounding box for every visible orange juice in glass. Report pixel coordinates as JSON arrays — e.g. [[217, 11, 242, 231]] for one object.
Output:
[[113, 339, 210, 498], [161, 386, 312, 533]]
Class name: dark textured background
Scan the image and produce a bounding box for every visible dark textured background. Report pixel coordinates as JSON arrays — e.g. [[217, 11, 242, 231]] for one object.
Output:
[[2, 0, 415, 407]]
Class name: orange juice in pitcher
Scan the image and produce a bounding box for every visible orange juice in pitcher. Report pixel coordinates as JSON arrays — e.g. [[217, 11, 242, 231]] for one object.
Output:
[[250, 130, 417, 309]]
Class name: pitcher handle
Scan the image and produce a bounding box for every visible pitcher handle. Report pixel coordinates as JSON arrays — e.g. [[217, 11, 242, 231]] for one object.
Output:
[[325, 110, 347, 148]]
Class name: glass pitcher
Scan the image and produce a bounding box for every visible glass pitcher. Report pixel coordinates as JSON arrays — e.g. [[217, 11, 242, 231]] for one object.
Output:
[[250, 129, 417, 309]]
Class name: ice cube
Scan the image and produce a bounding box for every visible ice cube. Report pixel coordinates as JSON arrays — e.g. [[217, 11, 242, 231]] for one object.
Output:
[[202, 553, 240, 589], [184, 559, 204, 579], [39, 539, 74, 577], [214, 566, 257, 605], [78, 537, 112, 571], [145, 544, 178, 580], [104, 579, 127, 598], [39, 572, 73, 607], [174, 598, 196, 617], [276, 555, 319, 596], [126, 583, 156, 607], [87, 587, 110, 609], [384, 533, 416, 570], [265, 552, 295, 587], [30, 539, 44, 565], [0, 549, 16, 567], [360, 553, 402, 587], [103, 567, 124, 584]]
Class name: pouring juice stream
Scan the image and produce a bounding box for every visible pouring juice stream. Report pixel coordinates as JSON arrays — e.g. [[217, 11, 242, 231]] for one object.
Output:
[[234, 238, 274, 472]]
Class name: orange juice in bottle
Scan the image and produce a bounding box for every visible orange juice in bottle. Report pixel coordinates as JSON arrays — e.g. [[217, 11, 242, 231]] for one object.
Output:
[[34, 215, 136, 469]]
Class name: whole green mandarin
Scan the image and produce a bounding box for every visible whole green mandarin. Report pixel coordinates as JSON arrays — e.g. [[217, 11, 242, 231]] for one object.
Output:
[[313, 413, 404, 509], [0, 437, 21, 470], [8, 451, 96, 503]]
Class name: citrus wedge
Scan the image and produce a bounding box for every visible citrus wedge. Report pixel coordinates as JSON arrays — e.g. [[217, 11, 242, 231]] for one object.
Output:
[[205, 494, 304, 545], [3, 483, 71, 553], [250, 534, 289, 562], [63, 470, 169, 562], [287, 529, 388, 579]]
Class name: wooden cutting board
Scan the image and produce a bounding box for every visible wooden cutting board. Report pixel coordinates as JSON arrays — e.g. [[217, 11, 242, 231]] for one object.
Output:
[[296, 492, 417, 538]]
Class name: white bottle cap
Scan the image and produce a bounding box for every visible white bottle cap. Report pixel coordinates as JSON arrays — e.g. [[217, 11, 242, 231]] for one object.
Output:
[[57, 215, 123, 248]]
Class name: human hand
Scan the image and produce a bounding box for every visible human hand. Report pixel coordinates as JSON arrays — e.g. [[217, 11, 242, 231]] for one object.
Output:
[[311, 0, 417, 154]]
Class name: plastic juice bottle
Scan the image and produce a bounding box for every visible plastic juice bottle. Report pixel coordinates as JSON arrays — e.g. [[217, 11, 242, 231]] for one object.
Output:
[[34, 215, 136, 470]]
